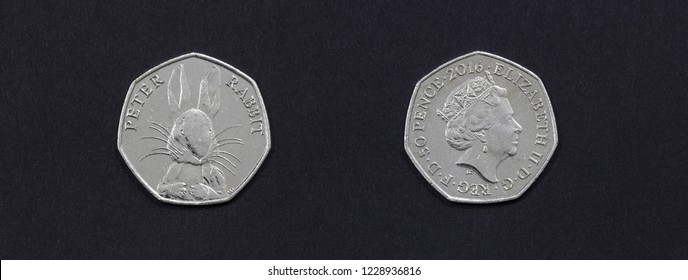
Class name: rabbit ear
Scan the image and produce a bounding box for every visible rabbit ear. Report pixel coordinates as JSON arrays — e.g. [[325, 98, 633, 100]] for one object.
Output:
[[167, 64, 191, 117], [199, 66, 222, 117], [208, 86, 222, 117]]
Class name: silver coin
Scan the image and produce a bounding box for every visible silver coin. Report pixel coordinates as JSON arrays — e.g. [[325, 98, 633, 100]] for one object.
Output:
[[117, 53, 271, 205], [404, 51, 557, 203]]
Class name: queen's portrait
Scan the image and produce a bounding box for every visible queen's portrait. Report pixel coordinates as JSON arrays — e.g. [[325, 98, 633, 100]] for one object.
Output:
[[439, 72, 523, 183]]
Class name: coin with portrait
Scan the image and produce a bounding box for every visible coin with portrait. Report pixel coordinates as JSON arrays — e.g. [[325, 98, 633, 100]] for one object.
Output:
[[405, 51, 557, 203]]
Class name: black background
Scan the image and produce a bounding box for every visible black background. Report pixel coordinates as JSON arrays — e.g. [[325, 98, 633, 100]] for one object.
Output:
[[2, 1, 687, 259]]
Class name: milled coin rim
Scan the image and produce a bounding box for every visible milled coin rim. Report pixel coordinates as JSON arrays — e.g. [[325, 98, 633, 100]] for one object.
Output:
[[117, 52, 271, 205], [404, 51, 558, 203]]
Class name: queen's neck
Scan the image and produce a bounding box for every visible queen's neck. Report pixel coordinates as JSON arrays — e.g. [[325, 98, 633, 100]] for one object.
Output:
[[457, 145, 504, 183]]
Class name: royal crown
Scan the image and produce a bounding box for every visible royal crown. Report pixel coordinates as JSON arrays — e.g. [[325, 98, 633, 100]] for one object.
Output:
[[437, 71, 497, 122]]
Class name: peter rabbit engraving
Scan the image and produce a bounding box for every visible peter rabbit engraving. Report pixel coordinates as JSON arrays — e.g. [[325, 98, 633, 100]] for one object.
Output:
[[140, 64, 243, 201]]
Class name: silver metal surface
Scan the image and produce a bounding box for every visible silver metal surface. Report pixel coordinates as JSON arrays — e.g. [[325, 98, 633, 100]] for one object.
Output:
[[118, 53, 270, 205], [405, 51, 557, 203]]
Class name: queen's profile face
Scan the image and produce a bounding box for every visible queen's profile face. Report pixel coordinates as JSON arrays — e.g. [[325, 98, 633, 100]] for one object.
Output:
[[442, 73, 522, 183], [484, 99, 522, 159]]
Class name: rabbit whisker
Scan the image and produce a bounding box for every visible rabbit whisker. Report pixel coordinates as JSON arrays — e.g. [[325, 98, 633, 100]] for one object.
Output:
[[214, 150, 241, 163], [142, 136, 187, 157], [211, 141, 244, 151], [141, 136, 168, 143], [148, 125, 170, 138], [208, 159, 236, 176], [216, 137, 244, 144], [139, 151, 172, 162], [154, 142, 183, 157], [212, 124, 241, 141], [207, 154, 237, 168], [215, 139, 244, 147], [167, 143, 186, 156], [153, 147, 181, 158], [146, 123, 189, 153], [150, 121, 172, 135]]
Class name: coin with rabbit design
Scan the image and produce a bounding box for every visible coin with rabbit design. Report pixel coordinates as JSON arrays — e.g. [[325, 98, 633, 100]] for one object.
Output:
[[118, 53, 270, 205]]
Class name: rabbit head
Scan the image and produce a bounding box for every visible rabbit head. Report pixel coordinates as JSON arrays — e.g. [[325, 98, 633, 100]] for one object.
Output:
[[166, 64, 222, 165]]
